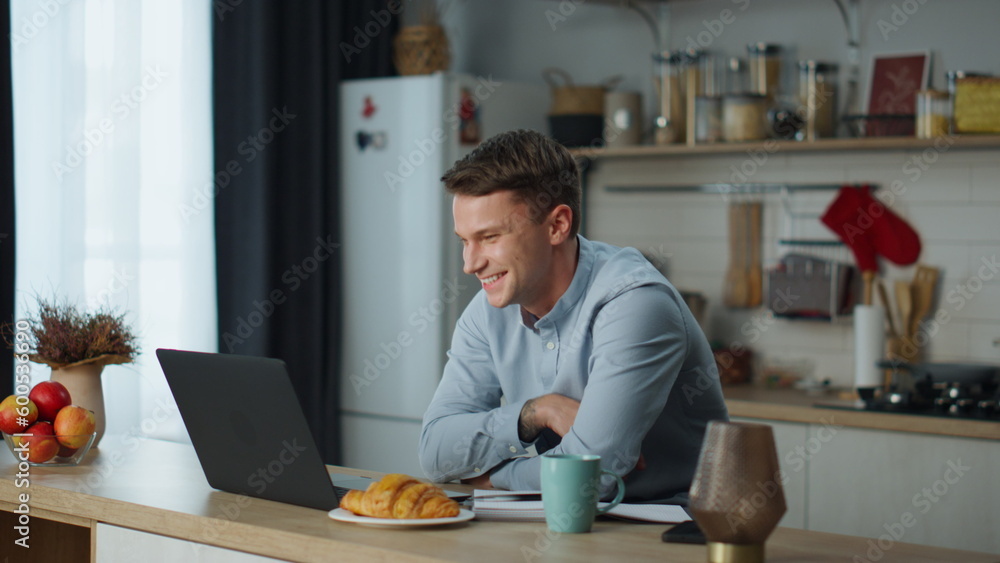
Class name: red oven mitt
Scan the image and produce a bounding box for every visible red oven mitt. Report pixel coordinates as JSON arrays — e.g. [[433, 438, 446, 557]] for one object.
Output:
[[820, 185, 921, 268]]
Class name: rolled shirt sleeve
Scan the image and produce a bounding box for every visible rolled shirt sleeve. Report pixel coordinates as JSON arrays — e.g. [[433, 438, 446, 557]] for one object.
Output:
[[419, 306, 532, 482]]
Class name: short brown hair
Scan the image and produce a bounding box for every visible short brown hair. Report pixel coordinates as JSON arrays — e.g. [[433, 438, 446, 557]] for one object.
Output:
[[441, 129, 582, 236]]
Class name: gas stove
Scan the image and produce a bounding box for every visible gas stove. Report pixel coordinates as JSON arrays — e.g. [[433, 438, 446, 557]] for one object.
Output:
[[816, 377, 1000, 421]]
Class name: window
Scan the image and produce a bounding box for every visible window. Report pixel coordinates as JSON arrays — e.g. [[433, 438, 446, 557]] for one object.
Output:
[[11, 0, 215, 442]]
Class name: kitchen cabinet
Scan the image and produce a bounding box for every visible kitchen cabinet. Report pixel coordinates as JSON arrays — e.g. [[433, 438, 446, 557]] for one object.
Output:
[[96, 524, 284, 563], [805, 425, 999, 554], [730, 414, 1000, 554]]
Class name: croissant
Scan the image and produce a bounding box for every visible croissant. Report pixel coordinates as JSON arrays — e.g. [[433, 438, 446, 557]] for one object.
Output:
[[340, 473, 461, 519]]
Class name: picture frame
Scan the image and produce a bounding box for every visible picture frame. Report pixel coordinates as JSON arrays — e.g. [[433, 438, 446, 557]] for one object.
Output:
[[864, 51, 930, 136]]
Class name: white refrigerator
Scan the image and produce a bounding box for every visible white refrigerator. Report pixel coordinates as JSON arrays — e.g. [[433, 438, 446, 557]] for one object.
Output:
[[339, 73, 548, 475]]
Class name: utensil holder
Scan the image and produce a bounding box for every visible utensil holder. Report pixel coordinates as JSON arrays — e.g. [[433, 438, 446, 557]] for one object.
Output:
[[766, 253, 858, 321]]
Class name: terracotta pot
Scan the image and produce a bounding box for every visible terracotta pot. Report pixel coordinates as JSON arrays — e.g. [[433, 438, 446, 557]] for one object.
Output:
[[50, 363, 106, 446]]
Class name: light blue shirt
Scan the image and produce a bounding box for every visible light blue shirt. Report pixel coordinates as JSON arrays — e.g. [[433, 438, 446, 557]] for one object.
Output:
[[419, 236, 728, 502]]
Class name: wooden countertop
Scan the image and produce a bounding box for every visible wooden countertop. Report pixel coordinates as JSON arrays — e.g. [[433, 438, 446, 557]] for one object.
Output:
[[723, 386, 1000, 440], [2, 437, 998, 562]]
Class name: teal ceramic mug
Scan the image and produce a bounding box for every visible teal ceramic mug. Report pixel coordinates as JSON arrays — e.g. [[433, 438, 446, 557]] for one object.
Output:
[[540, 454, 626, 533]]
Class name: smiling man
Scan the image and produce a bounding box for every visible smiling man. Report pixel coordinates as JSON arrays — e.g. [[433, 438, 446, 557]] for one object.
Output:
[[418, 129, 728, 503]]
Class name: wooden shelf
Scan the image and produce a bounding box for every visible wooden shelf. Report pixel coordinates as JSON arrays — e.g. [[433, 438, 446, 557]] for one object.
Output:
[[569, 134, 1000, 159]]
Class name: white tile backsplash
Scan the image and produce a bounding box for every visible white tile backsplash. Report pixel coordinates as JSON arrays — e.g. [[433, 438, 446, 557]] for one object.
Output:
[[587, 149, 1000, 384], [971, 163, 1000, 203]]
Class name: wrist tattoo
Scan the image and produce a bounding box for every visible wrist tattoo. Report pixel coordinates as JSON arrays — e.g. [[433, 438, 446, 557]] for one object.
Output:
[[518, 399, 541, 443]]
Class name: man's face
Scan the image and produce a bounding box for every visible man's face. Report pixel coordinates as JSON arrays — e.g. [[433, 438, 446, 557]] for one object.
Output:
[[453, 191, 554, 312]]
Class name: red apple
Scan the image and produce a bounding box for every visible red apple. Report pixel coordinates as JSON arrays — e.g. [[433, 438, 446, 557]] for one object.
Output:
[[14, 421, 60, 463], [53, 405, 96, 448], [0, 395, 38, 434], [57, 444, 78, 458], [29, 381, 72, 422]]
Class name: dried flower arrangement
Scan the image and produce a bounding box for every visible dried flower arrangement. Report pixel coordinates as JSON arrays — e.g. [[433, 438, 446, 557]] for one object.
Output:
[[15, 299, 139, 369]]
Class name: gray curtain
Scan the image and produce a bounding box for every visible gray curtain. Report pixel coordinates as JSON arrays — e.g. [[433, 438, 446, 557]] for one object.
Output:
[[2, 0, 15, 397], [212, 0, 398, 464]]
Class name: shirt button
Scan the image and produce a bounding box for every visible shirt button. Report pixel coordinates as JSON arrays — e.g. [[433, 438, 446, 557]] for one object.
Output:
[[474, 467, 481, 473], [546, 342, 555, 350], [509, 445, 517, 453]]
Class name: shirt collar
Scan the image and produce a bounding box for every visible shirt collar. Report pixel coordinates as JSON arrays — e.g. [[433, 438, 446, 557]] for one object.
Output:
[[520, 234, 594, 329]]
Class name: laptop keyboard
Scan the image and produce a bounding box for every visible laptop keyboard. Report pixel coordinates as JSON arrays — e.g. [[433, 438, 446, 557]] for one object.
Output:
[[333, 486, 350, 502]]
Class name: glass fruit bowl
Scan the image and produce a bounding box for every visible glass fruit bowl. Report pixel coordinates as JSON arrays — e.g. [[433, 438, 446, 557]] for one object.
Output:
[[4, 431, 97, 466]]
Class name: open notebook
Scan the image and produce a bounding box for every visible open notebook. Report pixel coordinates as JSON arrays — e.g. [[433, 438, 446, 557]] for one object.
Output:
[[471, 490, 689, 523]]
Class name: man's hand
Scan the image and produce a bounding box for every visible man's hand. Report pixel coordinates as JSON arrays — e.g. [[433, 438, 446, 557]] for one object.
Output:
[[461, 473, 493, 489], [518, 393, 581, 442]]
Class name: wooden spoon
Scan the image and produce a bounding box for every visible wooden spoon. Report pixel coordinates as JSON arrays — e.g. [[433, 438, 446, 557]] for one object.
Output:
[[895, 280, 913, 338], [876, 278, 898, 338], [724, 201, 748, 308], [909, 264, 940, 337]]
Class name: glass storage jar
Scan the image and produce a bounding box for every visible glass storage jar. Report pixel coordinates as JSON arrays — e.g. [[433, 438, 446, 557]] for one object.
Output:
[[798, 61, 839, 140], [723, 93, 768, 141], [916, 89, 951, 139], [747, 43, 782, 101], [652, 50, 687, 144]]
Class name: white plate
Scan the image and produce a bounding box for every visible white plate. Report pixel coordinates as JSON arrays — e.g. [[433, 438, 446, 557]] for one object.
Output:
[[328, 508, 475, 528]]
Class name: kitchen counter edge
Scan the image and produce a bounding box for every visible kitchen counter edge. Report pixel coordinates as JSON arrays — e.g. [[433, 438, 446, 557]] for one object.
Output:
[[723, 386, 1000, 441]]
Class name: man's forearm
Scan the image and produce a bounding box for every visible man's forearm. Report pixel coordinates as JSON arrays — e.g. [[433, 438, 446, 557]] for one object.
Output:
[[517, 398, 543, 443]]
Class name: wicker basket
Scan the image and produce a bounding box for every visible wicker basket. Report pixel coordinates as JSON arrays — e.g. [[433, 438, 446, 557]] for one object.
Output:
[[393, 25, 450, 76]]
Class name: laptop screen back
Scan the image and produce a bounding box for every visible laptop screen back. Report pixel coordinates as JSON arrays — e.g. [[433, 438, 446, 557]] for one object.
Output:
[[156, 349, 341, 511]]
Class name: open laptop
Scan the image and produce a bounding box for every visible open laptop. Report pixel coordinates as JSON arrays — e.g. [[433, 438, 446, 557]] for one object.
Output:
[[156, 348, 466, 511]]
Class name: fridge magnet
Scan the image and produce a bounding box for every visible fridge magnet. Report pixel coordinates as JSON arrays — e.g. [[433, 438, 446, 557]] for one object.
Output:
[[865, 51, 929, 136], [355, 130, 386, 151], [458, 88, 481, 145], [362, 95, 377, 119]]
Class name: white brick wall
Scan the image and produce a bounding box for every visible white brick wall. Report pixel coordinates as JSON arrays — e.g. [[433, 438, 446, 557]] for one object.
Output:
[[586, 148, 1000, 388]]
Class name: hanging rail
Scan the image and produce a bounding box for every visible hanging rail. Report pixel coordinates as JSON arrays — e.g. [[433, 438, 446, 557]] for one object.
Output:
[[604, 183, 866, 194]]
